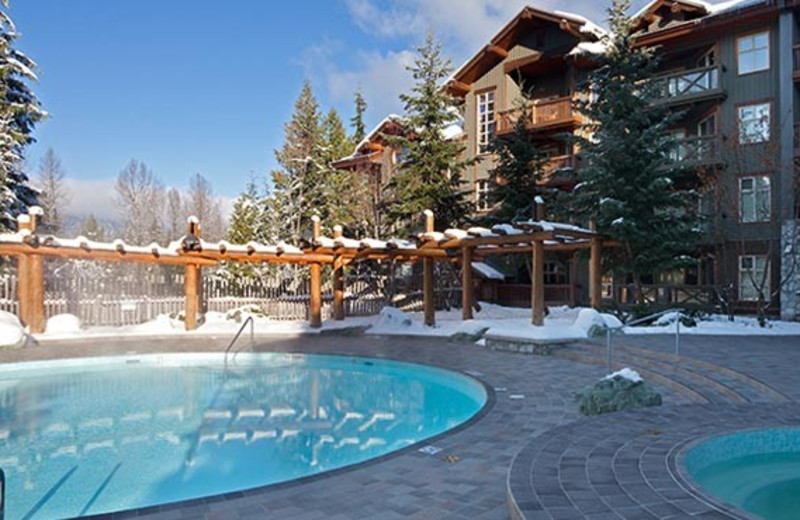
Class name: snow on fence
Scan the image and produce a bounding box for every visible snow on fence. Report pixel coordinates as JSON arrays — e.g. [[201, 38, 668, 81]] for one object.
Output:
[[0, 263, 460, 328]]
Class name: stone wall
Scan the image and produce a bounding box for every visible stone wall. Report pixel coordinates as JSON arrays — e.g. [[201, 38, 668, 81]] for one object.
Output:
[[781, 219, 800, 321]]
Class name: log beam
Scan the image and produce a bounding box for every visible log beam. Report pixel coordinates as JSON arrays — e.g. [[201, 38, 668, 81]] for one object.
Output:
[[184, 218, 202, 331], [590, 237, 603, 309], [462, 247, 474, 320], [332, 225, 345, 321], [531, 240, 545, 326], [309, 216, 323, 328], [423, 210, 435, 327]]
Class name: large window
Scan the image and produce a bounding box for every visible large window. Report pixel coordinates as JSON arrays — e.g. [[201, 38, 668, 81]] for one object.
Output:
[[738, 103, 770, 144], [737, 31, 770, 75], [475, 179, 490, 212], [739, 175, 771, 222], [739, 255, 769, 301], [476, 90, 496, 155]]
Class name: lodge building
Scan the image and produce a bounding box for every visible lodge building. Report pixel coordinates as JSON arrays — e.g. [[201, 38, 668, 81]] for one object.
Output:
[[335, 0, 800, 320]]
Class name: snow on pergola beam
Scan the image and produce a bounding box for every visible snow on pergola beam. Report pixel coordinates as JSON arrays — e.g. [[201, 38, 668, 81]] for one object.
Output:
[[0, 209, 607, 334]]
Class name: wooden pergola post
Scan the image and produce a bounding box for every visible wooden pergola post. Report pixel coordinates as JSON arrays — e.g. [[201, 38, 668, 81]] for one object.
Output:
[[589, 236, 603, 309], [531, 239, 545, 326], [462, 246, 474, 320], [16, 210, 45, 333], [423, 210, 435, 327], [309, 216, 323, 328], [332, 225, 345, 321], [184, 218, 202, 331]]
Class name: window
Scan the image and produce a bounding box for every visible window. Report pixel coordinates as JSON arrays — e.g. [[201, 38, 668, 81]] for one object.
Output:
[[738, 103, 770, 144], [543, 262, 569, 285], [737, 31, 769, 75], [739, 175, 771, 222], [475, 179, 490, 211], [739, 255, 769, 301], [476, 90, 496, 154]]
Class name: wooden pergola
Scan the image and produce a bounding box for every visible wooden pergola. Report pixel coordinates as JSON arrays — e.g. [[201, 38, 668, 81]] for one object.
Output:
[[0, 208, 606, 333]]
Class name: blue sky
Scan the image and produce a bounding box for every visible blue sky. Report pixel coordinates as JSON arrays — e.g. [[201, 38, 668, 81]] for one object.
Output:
[[13, 0, 649, 222]]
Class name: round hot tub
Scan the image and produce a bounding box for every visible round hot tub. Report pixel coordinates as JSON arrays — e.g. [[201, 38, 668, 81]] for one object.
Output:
[[685, 427, 800, 520]]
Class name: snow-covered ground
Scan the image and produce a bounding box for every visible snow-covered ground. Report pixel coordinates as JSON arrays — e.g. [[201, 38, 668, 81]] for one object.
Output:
[[5, 302, 798, 348]]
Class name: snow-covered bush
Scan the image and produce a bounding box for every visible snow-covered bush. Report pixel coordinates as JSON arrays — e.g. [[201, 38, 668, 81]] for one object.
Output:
[[45, 314, 81, 334], [576, 368, 662, 416]]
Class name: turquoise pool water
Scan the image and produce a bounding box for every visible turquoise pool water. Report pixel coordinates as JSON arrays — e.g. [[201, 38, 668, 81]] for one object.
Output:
[[0, 353, 487, 519], [685, 428, 800, 520]]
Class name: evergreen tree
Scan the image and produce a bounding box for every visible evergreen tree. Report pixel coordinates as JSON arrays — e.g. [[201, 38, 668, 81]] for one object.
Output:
[[571, 0, 700, 302], [226, 177, 262, 244], [350, 91, 367, 145], [270, 81, 322, 240], [485, 95, 550, 223], [385, 32, 472, 233], [36, 148, 70, 234], [317, 108, 359, 232], [0, 0, 44, 231], [80, 214, 105, 241]]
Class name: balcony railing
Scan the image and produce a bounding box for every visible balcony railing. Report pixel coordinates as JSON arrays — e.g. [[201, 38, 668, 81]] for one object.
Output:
[[794, 45, 800, 80], [794, 122, 800, 155], [652, 65, 724, 105], [497, 96, 580, 134], [670, 135, 721, 165]]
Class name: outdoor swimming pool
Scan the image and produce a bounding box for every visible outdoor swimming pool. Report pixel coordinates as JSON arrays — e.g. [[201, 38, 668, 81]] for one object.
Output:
[[685, 427, 800, 520], [0, 352, 487, 519]]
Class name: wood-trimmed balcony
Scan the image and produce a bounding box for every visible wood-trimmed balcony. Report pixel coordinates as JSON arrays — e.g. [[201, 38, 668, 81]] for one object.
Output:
[[496, 96, 581, 136], [671, 135, 722, 167], [540, 154, 580, 187], [652, 65, 725, 106]]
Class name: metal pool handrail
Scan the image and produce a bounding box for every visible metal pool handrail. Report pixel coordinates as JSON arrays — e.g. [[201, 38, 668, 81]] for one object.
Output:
[[604, 308, 686, 371], [224, 316, 254, 369]]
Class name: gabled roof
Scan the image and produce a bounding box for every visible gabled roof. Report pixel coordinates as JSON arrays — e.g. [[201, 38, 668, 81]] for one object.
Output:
[[631, 0, 762, 37], [446, 5, 606, 96]]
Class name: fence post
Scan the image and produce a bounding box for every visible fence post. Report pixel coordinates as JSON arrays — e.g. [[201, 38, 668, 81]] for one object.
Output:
[[462, 246, 473, 320], [531, 239, 545, 326], [309, 216, 322, 328], [15, 214, 31, 329], [332, 225, 345, 321], [423, 210, 435, 327], [183, 218, 202, 331]]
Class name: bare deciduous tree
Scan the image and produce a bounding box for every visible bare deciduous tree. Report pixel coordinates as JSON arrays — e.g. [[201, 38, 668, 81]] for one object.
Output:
[[35, 148, 70, 233], [114, 159, 164, 244], [183, 173, 225, 241]]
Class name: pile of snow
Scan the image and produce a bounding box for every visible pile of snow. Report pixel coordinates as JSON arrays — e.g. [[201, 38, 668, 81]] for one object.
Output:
[[372, 307, 414, 331], [603, 367, 643, 383], [627, 313, 800, 336], [0, 311, 25, 347], [46, 314, 81, 334]]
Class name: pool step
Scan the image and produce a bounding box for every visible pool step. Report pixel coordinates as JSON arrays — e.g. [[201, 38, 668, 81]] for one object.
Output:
[[555, 341, 791, 405]]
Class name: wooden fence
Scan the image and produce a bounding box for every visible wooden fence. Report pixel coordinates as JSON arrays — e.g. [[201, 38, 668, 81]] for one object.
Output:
[[0, 259, 461, 328]]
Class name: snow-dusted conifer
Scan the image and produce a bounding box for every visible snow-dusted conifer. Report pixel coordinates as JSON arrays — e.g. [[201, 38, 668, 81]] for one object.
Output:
[[384, 32, 472, 233], [35, 148, 69, 234], [350, 91, 367, 145], [485, 94, 550, 223], [271, 81, 322, 240], [0, 0, 44, 230], [571, 0, 700, 302]]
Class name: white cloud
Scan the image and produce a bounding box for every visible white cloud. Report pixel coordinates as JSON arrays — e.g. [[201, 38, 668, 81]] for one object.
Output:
[[63, 177, 119, 225]]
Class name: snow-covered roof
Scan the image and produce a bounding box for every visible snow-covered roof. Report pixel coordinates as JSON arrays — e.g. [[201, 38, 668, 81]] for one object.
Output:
[[632, 0, 759, 24], [472, 262, 506, 280]]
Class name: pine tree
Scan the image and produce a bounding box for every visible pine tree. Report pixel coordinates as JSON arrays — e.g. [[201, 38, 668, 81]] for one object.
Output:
[[317, 108, 359, 232], [226, 177, 262, 244], [351, 91, 367, 145], [571, 0, 700, 302], [80, 214, 105, 241], [385, 32, 472, 233], [36, 148, 70, 234], [0, 1, 44, 231], [485, 95, 550, 224], [270, 81, 322, 240]]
